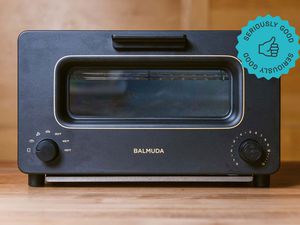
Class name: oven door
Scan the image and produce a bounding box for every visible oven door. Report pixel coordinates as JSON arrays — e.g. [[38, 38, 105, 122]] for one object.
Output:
[[54, 55, 244, 129]]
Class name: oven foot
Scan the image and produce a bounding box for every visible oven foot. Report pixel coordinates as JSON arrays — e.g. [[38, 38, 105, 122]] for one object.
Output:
[[28, 174, 45, 187], [253, 175, 270, 187]]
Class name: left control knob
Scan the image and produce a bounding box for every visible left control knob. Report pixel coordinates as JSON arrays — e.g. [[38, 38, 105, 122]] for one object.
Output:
[[35, 139, 59, 162]]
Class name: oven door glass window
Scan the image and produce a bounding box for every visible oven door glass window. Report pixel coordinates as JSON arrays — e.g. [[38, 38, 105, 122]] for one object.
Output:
[[68, 69, 232, 120]]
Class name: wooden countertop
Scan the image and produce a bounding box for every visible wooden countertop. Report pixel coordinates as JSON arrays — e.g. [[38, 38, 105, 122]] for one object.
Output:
[[0, 162, 299, 225]]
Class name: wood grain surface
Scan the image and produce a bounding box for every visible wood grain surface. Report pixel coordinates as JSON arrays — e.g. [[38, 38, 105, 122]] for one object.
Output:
[[0, 162, 299, 225], [0, 0, 299, 161]]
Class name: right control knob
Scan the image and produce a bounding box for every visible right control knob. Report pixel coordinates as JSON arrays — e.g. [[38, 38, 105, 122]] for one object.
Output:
[[239, 139, 266, 166]]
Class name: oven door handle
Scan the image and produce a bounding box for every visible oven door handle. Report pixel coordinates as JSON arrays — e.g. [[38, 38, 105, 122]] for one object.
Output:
[[112, 34, 188, 50]]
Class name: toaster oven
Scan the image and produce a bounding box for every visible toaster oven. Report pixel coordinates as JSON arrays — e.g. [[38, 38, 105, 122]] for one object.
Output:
[[18, 31, 280, 187]]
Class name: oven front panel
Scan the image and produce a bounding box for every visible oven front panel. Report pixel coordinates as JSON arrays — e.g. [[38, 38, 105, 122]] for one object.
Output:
[[18, 31, 280, 175]]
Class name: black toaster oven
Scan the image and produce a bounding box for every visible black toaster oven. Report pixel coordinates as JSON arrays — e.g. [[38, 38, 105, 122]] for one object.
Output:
[[18, 31, 280, 187]]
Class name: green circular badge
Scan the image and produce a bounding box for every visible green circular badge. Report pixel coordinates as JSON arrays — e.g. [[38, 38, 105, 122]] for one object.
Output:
[[236, 15, 299, 79]]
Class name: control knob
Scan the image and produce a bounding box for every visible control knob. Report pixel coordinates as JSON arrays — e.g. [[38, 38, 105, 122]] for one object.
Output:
[[35, 139, 59, 162], [239, 139, 265, 165]]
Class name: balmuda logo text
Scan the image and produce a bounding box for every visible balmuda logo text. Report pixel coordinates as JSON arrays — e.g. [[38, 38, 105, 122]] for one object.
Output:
[[133, 148, 165, 154]]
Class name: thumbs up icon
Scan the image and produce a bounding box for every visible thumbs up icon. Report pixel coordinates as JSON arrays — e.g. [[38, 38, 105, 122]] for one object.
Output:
[[258, 36, 279, 57]]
